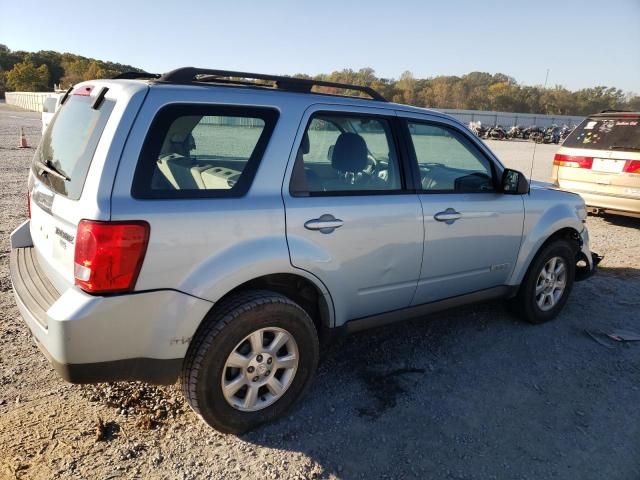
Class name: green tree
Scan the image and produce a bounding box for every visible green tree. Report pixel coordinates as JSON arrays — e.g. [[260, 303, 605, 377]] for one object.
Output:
[[626, 95, 640, 111], [5, 58, 49, 91], [0, 69, 6, 97]]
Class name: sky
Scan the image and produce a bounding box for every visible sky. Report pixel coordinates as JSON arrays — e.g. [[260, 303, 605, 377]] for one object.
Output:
[[2, 0, 639, 93]]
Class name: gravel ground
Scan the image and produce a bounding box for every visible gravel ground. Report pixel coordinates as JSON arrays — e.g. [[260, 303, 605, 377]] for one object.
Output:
[[1, 103, 639, 480]]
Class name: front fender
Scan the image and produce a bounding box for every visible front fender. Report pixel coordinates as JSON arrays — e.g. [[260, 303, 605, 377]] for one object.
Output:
[[509, 200, 585, 285]]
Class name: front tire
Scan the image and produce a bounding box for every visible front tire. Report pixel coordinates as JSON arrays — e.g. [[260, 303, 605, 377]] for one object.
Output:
[[182, 290, 319, 434], [511, 239, 576, 324]]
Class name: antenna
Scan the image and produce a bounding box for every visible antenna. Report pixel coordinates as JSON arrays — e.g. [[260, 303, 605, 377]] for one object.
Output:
[[528, 68, 550, 194]]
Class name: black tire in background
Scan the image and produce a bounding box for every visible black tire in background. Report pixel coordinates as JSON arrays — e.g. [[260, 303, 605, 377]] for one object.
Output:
[[510, 239, 576, 324], [182, 290, 319, 434]]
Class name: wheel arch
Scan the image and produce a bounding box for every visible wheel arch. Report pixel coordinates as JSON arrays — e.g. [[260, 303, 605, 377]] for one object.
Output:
[[191, 272, 335, 348], [509, 201, 584, 286]]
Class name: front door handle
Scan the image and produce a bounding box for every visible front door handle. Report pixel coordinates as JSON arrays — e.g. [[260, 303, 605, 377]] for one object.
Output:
[[304, 214, 344, 234], [434, 208, 462, 224]]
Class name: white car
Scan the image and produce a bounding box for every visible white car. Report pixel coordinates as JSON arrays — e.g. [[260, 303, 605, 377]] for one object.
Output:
[[41, 93, 64, 133]]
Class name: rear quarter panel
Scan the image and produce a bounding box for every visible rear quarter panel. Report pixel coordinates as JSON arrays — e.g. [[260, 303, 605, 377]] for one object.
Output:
[[110, 86, 332, 315]]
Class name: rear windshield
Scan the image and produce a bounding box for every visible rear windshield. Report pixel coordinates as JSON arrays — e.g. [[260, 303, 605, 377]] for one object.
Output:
[[32, 94, 115, 199], [563, 116, 640, 151]]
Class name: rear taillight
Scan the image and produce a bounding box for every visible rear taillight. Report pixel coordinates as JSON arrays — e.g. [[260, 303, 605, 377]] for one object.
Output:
[[623, 160, 640, 174], [553, 154, 593, 169], [27, 191, 31, 219], [74, 220, 150, 294]]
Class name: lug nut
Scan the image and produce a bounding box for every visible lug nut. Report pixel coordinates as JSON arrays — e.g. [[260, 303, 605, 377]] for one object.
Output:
[[247, 366, 255, 373], [252, 376, 259, 382], [256, 355, 263, 362], [267, 358, 272, 364]]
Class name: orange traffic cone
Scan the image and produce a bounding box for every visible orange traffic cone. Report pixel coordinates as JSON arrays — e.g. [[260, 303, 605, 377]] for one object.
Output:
[[19, 127, 29, 148]]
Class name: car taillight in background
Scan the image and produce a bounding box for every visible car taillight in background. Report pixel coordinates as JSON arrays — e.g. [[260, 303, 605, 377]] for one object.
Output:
[[74, 220, 150, 294], [554, 154, 640, 173], [553, 154, 593, 169], [623, 160, 640, 174]]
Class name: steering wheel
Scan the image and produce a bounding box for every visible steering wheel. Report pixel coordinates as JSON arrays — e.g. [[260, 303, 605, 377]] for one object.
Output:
[[363, 154, 377, 176]]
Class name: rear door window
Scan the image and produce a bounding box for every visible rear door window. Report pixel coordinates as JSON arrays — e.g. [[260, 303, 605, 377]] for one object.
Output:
[[132, 105, 278, 198], [290, 113, 403, 195], [33, 93, 115, 199], [563, 116, 640, 151]]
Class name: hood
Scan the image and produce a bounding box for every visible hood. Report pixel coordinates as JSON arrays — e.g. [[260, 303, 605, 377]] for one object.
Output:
[[529, 179, 560, 191]]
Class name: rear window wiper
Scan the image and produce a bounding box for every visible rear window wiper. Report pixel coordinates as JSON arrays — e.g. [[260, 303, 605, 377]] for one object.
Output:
[[611, 145, 640, 152], [34, 159, 70, 181]]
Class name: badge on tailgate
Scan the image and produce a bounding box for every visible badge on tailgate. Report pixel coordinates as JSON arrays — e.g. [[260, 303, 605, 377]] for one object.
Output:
[[55, 227, 75, 243]]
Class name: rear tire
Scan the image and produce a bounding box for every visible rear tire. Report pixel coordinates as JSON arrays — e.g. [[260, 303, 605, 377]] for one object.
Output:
[[510, 239, 576, 324], [182, 290, 319, 434]]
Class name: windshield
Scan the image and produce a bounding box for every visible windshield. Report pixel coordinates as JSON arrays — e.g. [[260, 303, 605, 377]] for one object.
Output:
[[563, 116, 640, 151], [33, 94, 115, 199]]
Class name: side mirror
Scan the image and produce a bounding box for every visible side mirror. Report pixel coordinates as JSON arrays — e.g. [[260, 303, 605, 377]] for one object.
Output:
[[502, 168, 529, 194]]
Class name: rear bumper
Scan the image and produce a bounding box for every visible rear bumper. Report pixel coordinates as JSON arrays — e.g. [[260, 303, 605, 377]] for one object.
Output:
[[9, 222, 212, 384], [556, 181, 640, 216]]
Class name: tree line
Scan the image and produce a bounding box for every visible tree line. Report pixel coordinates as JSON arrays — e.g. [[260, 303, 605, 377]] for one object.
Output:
[[1, 46, 638, 116], [0, 45, 142, 96], [296, 69, 640, 116]]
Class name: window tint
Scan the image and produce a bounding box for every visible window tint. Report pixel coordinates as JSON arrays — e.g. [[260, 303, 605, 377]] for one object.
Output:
[[33, 94, 115, 199], [563, 116, 640, 151], [291, 114, 402, 195], [133, 106, 277, 198], [407, 122, 494, 193]]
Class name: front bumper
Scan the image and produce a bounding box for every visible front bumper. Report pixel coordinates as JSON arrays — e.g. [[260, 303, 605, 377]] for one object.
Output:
[[575, 252, 603, 281], [9, 222, 212, 384], [575, 226, 601, 282]]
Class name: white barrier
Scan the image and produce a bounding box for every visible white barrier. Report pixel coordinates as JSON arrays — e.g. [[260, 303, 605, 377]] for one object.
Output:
[[5, 92, 55, 112], [439, 108, 585, 128]]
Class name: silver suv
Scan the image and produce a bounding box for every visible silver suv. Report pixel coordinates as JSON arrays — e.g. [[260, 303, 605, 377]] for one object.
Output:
[[10, 68, 599, 433]]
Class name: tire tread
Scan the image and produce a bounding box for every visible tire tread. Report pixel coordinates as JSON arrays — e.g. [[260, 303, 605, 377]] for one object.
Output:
[[181, 290, 310, 420]]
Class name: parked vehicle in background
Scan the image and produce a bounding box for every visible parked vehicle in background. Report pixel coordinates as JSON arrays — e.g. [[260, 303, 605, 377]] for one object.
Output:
[[41, 93, 64, 133], [506, 125, 524, 140], [486, 125, 507, 140], [542, 125, 561, 144], [468, 120, 488, 138], [522, 125, 542, 140], [10, 67, 599, 434], [552, 111, 640, 217], [560, 124, 575, 141]]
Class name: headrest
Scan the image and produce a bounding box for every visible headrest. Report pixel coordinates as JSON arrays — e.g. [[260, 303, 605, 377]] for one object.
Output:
[[331, 132, 367, 173]]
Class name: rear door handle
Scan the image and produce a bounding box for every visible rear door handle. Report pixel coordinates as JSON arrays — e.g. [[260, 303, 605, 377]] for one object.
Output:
[[434, 208, 462, 224], [304, 214, 344, 234]]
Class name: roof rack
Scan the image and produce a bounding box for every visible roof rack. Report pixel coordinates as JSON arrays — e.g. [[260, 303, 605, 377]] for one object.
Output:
[[112, 71, 161, 80], [156, 67, 387, 101]]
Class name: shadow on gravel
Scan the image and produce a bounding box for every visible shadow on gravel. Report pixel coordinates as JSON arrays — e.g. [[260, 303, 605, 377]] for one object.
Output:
[[241, 291, 640, 479], [598, 266, 640, 280], [595, 213, 640, 229]]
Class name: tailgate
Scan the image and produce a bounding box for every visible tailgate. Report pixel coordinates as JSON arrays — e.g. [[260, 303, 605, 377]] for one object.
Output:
[[27, 81, 147, 291]]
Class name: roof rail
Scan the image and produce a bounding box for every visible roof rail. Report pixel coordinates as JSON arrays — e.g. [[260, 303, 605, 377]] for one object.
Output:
[[112, 71, 160, 80], [156, 67, 387, 101]]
